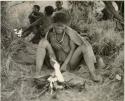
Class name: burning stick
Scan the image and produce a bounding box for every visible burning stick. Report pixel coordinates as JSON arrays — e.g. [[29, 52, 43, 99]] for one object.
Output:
[[47, 57, 65, 94], [50, 57, 64, 82]]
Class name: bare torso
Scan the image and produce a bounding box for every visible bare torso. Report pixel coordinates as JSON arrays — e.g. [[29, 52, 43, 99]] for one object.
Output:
[[48, 29, 71, 64]]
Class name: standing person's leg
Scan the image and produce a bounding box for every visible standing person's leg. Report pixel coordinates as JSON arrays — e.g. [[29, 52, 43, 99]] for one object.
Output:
[[36, 39, 56, 75], [70, 44, 101, 81]]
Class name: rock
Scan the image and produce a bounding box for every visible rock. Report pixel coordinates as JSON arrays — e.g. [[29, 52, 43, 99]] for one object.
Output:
[[116, 74, 121, 81]]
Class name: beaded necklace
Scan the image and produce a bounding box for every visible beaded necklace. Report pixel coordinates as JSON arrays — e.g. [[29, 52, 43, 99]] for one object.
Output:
[[54, 28, 66, 44]]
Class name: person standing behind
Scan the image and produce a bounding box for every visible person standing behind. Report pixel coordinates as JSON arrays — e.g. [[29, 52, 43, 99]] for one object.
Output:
[[22, 5, 54, 44], [28, 5, 43, 24], [54, 1, 71, 25], [55, 1, 65, 12], [22, 5, 44, 44]]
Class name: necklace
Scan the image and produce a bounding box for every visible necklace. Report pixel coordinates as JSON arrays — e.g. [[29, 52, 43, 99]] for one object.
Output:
[[54, 29, 66, 44]]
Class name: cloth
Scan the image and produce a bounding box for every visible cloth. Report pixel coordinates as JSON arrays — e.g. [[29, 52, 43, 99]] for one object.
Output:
[[65, 26, 96, 63]]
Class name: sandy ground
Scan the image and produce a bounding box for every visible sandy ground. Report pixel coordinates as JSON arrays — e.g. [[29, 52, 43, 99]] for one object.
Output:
[[1, 38, 124, 101], [2, 61, 123, 101]]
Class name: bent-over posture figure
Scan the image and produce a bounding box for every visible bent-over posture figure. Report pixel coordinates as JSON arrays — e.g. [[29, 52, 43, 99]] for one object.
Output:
[[36, 13, 101, 82]]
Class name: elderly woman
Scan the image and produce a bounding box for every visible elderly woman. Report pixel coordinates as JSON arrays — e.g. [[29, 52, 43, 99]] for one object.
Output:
[[36, 12, 101, 82]]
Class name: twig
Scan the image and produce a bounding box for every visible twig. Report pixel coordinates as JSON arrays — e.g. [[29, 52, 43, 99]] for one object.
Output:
[[65, 78, 73, 83], [35, 83, 50, 98], [114, 18, 124, 25]]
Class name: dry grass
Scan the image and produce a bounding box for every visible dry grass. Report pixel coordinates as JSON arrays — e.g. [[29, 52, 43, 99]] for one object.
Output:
[[1, 1, 124, 101]]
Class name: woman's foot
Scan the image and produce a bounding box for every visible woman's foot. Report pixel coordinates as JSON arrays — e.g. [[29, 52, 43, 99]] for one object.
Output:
[[34, 72, 42, 78], [92, 74, 102, 82]]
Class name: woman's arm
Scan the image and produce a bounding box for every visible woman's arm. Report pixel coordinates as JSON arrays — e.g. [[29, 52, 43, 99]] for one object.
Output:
[[61, 40, 76, 69]]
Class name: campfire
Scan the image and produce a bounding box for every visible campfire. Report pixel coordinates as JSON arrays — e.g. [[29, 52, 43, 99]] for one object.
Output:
[[47, 57, 65, 94]]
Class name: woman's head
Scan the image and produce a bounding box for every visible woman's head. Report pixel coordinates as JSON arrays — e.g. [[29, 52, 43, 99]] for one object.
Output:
[[53, 12, 68, 34], [53, 12, 68, 24], [54, 23, 65, 34]]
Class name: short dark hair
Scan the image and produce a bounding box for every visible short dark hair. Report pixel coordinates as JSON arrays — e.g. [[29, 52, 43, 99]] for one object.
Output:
[[56, 1, 63, 4], [33, 5, 40, 11], [53, 12, 68, 24], [45, 6, 54, 16]]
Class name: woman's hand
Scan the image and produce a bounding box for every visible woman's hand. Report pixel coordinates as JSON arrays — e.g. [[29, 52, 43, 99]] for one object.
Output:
[[61, 62, 68, 72]]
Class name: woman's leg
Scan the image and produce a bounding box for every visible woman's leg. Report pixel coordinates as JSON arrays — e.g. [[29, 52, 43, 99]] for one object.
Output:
[[69, 46, 83, 70], [36, 39, 56, 75], [70, 44, 100, 81]]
